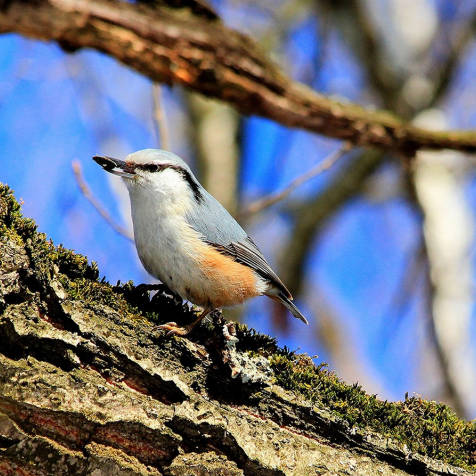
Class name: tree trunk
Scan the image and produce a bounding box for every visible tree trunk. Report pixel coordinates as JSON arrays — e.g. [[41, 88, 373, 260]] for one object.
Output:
[[0, 184, 474, 475]]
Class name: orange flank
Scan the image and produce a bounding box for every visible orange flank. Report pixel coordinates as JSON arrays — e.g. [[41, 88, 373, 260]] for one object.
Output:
[[198, 246, 260, 308]]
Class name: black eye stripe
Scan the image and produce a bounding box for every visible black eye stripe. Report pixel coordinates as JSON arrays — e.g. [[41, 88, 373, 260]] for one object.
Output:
[[133, 163, 176, 173], [134, 163, 161, 172], [177, 169, 204, 204]]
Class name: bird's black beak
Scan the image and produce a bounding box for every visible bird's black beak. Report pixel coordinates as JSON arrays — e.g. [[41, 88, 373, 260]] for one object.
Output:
[[93, 156, 136, 179]]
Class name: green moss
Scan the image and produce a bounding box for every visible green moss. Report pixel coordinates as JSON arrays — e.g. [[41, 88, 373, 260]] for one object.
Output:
[[0, 225, 23, 249], [60, 276, 118, 306], [51, 244, 99, 281], [0, 183, 22, 226], [235, 324, 280, 355], [270, 353, 476, 470], [0, 184, 137, 318], [0, 184, 37, 238], [0, 185, 27, 248]]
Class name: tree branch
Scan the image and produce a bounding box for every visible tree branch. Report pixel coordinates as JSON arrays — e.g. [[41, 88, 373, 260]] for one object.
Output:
[[242, 142, 352, 216], [1, 0, 475, 154], [280, 150, 384, 297], [1, 183, 474, 475]]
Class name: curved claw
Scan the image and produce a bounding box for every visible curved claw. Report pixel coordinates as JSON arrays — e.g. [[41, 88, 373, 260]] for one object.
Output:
[[158, 308, 213, 337], [158, 321, 191, 336]]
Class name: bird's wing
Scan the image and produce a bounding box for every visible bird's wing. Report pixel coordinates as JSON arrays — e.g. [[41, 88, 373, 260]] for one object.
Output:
[[184, 188, 292, 298], [206, 237, 292, 299]]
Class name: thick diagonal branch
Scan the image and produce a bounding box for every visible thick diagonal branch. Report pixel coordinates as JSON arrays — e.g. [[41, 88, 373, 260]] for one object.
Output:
[[1, 183, 475, 475], [1, 0, 475, 154]]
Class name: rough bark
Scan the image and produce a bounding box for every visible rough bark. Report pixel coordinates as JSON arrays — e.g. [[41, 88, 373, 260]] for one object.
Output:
[[0, 0, 475, 155], [1, 186, 475, 475]]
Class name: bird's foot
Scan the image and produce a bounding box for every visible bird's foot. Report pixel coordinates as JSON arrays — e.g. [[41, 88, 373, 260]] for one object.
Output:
[[223, 322, 237, 341], [158, 308, 213, 337], [157, 321, 193, 336]]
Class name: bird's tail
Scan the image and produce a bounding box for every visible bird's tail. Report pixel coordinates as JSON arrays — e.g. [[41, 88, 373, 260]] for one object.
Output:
[[268, 292, 308, 325]]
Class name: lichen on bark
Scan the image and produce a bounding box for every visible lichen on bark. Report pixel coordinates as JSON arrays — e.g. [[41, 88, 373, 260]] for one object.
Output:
[[0, 183, 474, 475]]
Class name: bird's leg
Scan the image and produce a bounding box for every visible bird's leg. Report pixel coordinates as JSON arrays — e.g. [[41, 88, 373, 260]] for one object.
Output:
[[158, 308, 212, 336]]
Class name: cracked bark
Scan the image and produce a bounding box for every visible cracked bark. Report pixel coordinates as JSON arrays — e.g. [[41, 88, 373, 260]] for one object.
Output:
[[0, 0, 475, 155], [1, 187, 475, 474]]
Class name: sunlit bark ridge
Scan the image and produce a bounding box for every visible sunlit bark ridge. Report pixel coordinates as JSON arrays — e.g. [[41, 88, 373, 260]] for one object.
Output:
[[0, 0, 475, 155]]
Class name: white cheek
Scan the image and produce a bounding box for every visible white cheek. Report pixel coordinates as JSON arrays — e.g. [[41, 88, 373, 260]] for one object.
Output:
[[152, 169, 194, 214]]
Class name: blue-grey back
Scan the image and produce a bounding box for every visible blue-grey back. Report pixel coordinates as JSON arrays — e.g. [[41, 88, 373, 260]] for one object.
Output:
[[185, 188, 248, 245], [185, 185, 290, 296]]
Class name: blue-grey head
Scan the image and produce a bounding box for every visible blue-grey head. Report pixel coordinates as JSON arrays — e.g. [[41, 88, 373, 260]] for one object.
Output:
[[93, 148, 249, 245], [93, 149, 204, 203]]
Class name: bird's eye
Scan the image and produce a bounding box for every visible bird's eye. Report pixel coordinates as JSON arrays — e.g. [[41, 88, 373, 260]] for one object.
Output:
[[140, 163, 162, 172]]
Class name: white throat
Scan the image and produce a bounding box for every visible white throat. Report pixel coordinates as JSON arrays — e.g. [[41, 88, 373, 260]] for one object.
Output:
[[124, 168, 203, 293]]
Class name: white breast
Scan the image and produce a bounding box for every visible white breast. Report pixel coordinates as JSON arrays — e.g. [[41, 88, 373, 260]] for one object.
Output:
[[126, 169, 207, 301]]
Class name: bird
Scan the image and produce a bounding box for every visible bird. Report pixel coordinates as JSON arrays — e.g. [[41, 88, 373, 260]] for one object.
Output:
[[93, 149, 308, 336]]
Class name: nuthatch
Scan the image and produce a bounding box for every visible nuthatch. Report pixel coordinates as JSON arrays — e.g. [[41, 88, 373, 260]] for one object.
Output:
[[93, 149, 308, 335]]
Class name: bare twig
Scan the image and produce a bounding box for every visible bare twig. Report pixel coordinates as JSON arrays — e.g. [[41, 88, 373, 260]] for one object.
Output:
[[243, 142, 352, 216], [279, 149, 384, 297], [72, 161, 134, 242], [152, 83, 170, 150]]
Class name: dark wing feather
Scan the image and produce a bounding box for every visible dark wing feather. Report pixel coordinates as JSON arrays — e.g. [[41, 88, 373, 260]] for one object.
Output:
[[183, 187, 292, 298], [207, 236, 292, 299]]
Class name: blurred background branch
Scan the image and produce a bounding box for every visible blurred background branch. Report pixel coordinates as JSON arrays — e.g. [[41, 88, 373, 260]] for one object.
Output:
[[186, 93, 241, 215], [279, 149, 384, 298], [152, 84, 170, 151], [242, 141, 352, 216], [72, 161, 134, 241], [0, 0, 475, 153]]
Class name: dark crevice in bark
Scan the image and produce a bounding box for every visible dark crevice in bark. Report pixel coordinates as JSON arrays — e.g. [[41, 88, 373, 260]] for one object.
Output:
[[0, 318, 78, 371], [74, 341, 189, 405], [0, 435, 19, 450]]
